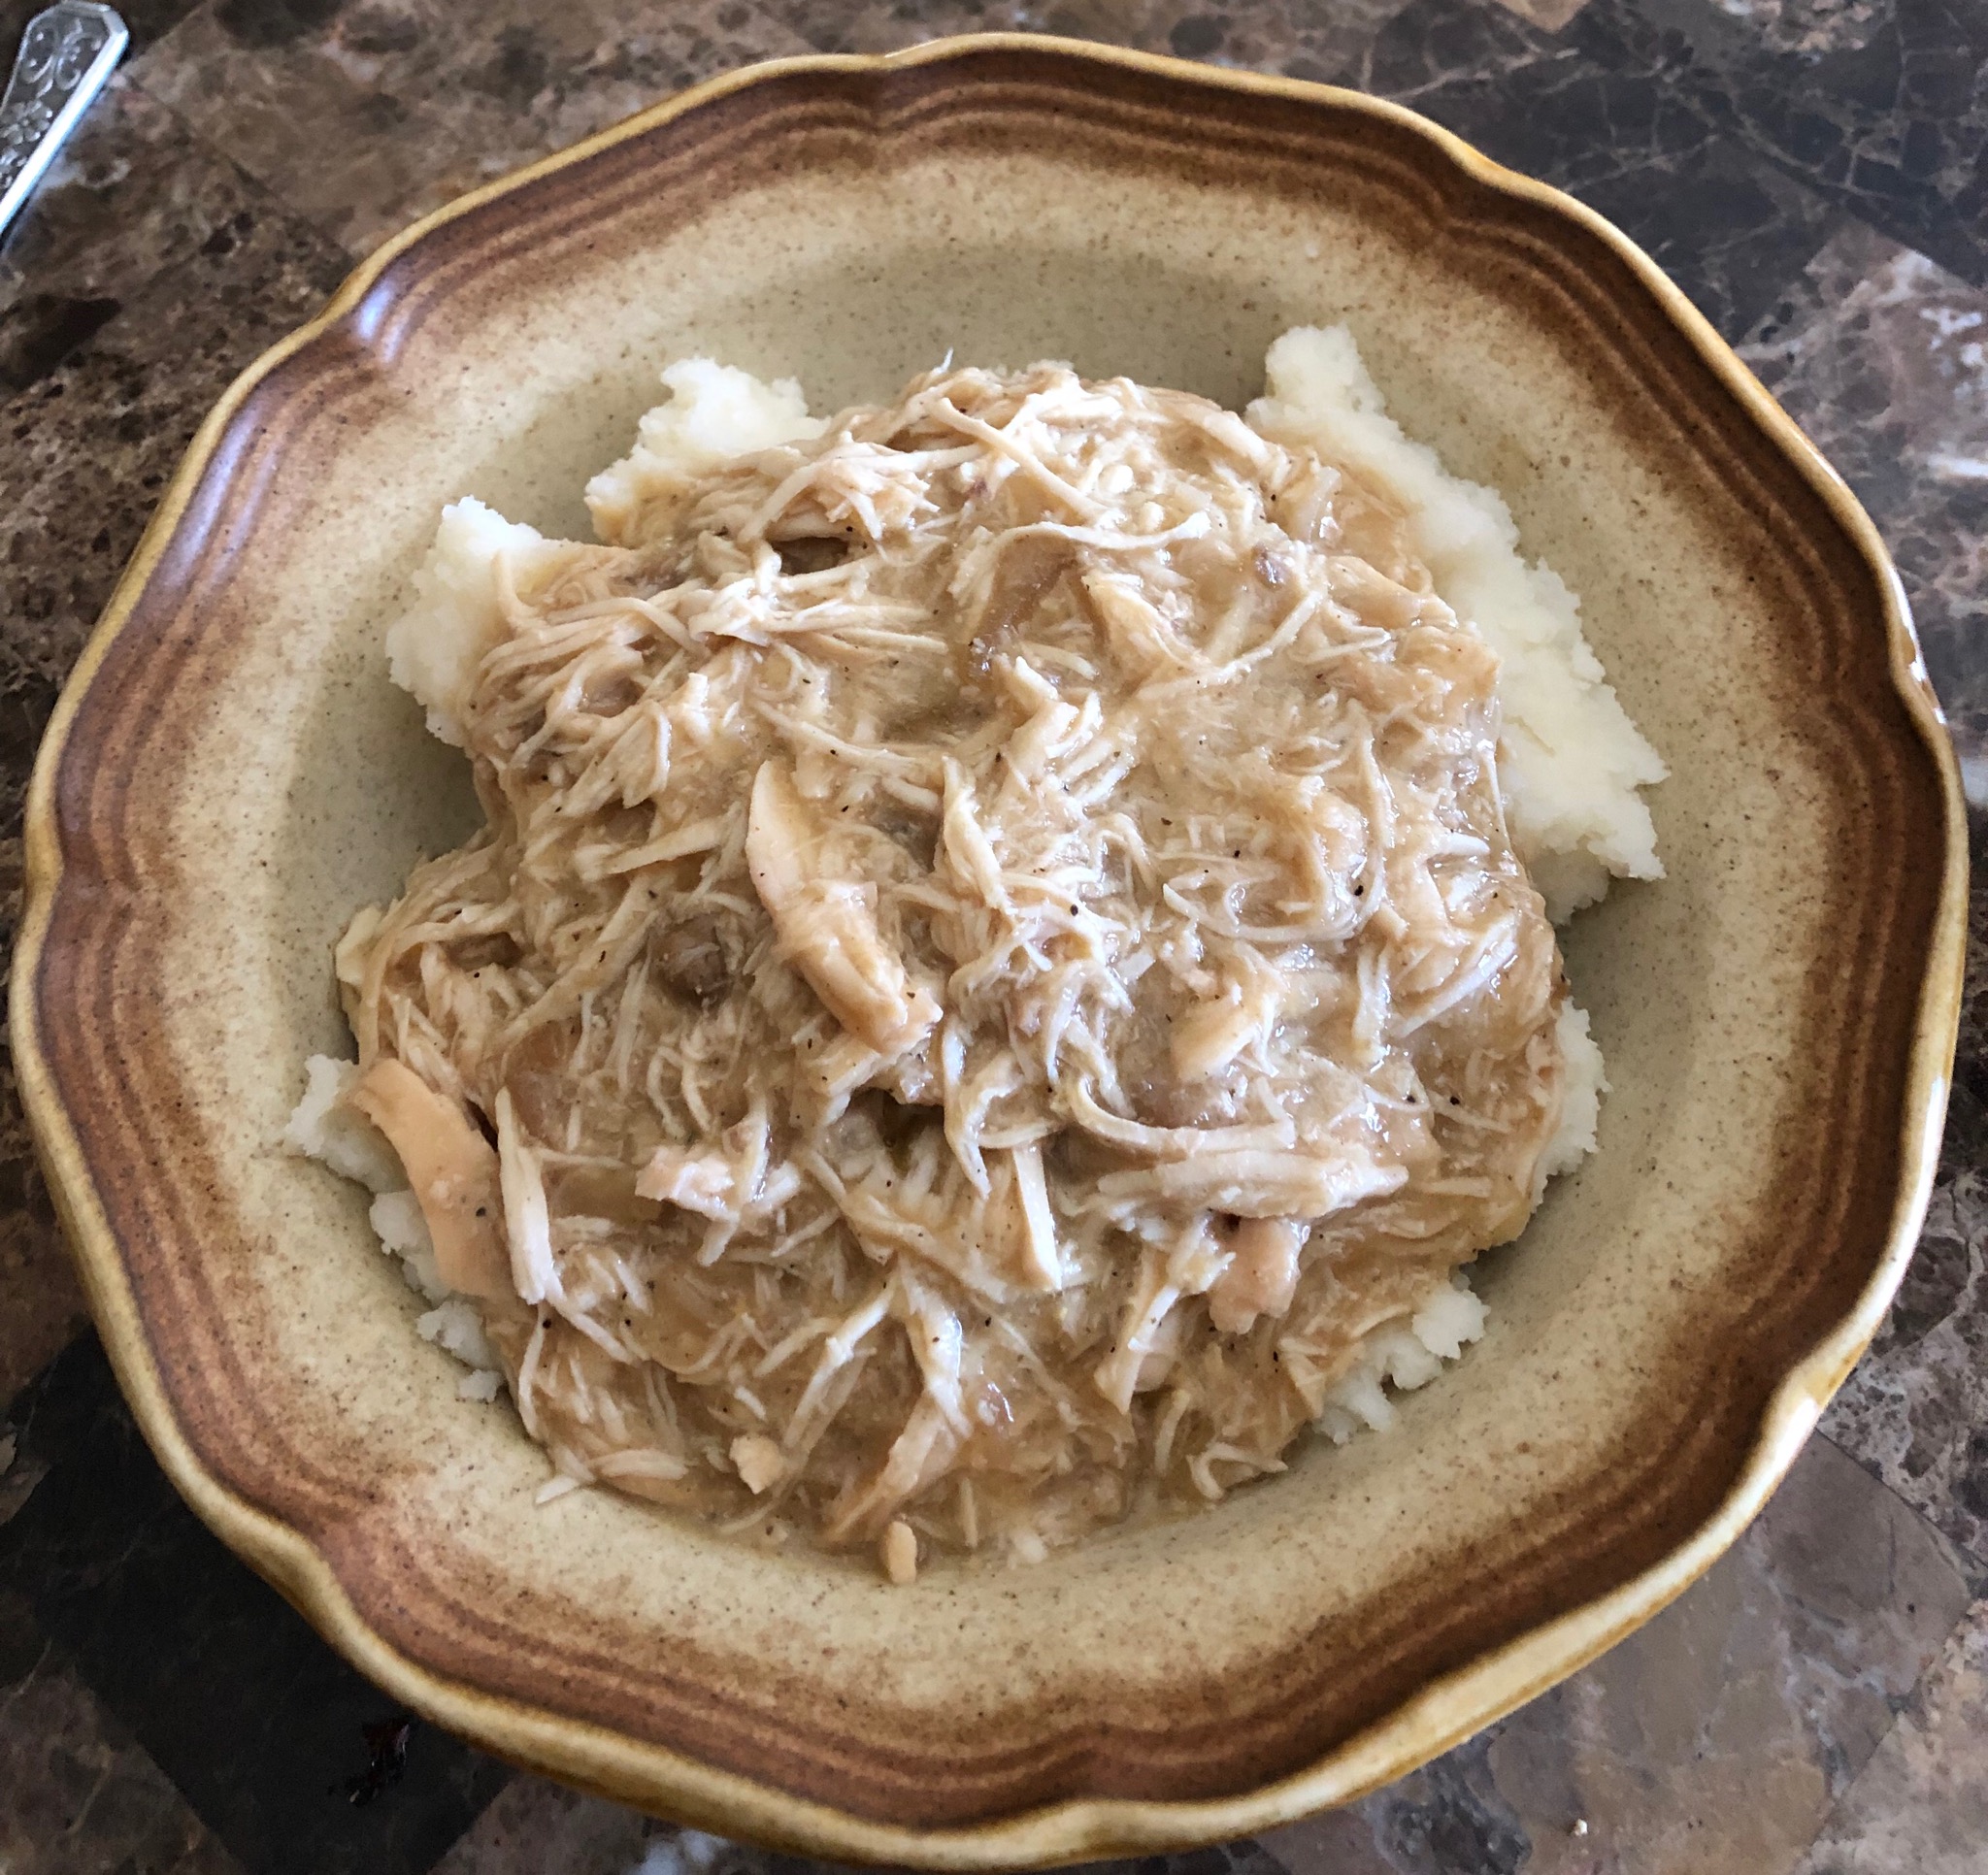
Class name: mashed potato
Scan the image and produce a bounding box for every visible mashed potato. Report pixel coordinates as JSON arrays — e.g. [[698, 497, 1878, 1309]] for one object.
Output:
[[289, 331, 1656, 1567], [1249, 328, 1667, 920], [584, 360, 824, 552]]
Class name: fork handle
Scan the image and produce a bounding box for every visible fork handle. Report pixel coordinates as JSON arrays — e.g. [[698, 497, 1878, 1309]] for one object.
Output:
[[0, 3, 128, 240]]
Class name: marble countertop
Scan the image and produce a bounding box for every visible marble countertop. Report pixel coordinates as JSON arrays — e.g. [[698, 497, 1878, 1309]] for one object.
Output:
[[2, 0, 1985, 1869]]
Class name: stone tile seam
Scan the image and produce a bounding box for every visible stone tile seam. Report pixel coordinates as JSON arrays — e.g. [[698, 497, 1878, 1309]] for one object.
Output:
[[101, 55, 355, 273]]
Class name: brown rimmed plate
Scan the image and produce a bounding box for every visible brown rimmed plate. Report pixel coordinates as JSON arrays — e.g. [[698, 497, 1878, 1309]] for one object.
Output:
[[10, 34, 1966, 1867]]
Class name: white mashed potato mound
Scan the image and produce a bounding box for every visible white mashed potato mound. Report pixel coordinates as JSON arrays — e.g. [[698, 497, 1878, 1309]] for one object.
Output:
[[393, 366, 823, 748], [280, 1054, 402, 1193], [1540, 1001, 1608, 1189], [416, 1298, 499, 1386], [583, 358, 824, 544], [305, 330, 1651, 1461], [1248, 325, 1668, 922], [368, 1186, 447, 1302], [387, 498, 561, 747], [284, 1053, 506, 1398], [1319, 1279, 1489, 1442]]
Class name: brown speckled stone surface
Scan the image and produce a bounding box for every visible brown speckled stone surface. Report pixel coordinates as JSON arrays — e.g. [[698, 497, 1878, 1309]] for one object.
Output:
[[138, 0, 816, 256], [1, 1, 1984, 1870], [1795, 1597, 1988, 1875], [1262, 1439, 1973, 1875], [1739, 222, 1988, 808], [0, 1633, 244, 1875]]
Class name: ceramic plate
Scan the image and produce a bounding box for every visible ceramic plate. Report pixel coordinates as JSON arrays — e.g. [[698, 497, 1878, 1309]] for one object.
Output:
[[11, 35, 1966, 1866]]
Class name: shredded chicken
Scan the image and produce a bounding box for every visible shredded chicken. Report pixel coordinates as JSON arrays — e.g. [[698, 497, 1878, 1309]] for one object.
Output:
[[337, 363, 1571, 1573], [348, 1059, 514, 1301]]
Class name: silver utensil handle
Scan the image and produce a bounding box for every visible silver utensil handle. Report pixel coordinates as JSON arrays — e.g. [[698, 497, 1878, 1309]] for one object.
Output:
[[0, 3, 128, 240]]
